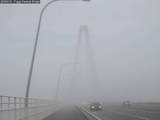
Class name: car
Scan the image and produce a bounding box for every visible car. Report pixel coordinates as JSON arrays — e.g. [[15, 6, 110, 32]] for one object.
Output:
[[123, 100, 132, 106], [89, 102, 102, 111]]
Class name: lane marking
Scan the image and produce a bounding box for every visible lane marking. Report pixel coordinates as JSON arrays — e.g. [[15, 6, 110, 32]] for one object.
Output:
[[125, 107, 160, 114], [79, 106, 113, 120], [78, 106, 103, 120], [110, 110, 150, 120]]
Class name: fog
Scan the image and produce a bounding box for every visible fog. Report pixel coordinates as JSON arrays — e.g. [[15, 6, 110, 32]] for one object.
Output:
[[0, 0, 160, 103]]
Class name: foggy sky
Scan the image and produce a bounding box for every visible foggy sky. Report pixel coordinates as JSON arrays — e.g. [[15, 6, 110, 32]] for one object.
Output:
[[0, 0, 160, 102]]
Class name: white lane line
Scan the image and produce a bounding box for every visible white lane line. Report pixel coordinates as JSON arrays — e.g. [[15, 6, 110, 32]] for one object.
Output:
[[93, 111, 113, 120], [79, 106, 104, 120], [111, 111, 150, 120], [125, 108, 160, 114]]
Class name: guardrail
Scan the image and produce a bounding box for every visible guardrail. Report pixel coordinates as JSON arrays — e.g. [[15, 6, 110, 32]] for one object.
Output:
[[0, 95, 53, 111]]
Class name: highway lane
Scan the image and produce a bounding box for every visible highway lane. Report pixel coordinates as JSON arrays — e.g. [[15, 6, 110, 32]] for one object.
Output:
[[36, 103, 160, 120], [93, 104, 160, 120], [43, 106, 91, 120], [111, 105, 160, 120], [94, 110, 148, 120]]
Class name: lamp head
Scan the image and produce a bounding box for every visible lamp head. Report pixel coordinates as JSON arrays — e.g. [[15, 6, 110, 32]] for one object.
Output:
[[82, 0, 90, 2]]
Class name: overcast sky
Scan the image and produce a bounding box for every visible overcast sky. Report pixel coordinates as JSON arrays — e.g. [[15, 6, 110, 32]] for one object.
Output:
[[0, 0, 160, 102]]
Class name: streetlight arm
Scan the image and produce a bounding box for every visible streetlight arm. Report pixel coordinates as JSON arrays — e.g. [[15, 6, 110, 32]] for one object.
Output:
[[25, 0, 59, 107], [25, 0, 90, 107]]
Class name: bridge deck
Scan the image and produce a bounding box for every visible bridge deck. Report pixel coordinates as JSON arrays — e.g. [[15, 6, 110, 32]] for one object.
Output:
[[0, 105, 62, 120]]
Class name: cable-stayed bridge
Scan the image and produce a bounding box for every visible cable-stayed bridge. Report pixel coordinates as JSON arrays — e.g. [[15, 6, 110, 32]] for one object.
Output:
[[0, 25, 102, 120], [1, 19, 160, 120], [1, 23, 160, 120]]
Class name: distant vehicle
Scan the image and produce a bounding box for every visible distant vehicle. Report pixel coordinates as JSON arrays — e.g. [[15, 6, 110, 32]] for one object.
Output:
[[89, 102, 102, 111], [123, 100, 132, 106]]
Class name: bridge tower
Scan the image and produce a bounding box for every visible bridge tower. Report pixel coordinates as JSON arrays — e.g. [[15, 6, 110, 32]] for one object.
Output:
[[71, 25, 99, 101]]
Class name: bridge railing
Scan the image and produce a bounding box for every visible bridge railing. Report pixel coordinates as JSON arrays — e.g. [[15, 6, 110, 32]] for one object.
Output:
[[0, 95, 53, 111]]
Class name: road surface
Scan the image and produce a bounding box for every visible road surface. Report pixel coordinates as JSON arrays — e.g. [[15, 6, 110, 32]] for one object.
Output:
[[43, 106, 92, 120], [93, 103, 160, 120]]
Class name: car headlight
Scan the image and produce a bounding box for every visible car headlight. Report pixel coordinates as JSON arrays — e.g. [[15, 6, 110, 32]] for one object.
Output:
[[98, 106, 102, 108], [91, 106, 95, 109]]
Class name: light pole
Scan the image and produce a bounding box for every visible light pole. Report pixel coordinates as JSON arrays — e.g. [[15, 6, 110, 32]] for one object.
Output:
[[25, 0, 90, 108], [56, 62, 79, 100]]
